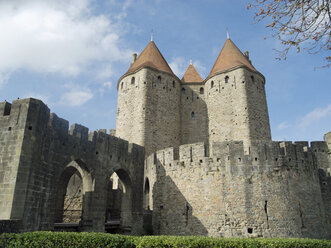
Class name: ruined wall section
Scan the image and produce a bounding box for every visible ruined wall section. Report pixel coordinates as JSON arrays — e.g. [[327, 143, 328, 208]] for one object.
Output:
[[205, 68, 271, 151], [145, 141, 329, 238], [0, 98, 145, 233], [180, 83, 208, 145], [116, 68, 181, 156]]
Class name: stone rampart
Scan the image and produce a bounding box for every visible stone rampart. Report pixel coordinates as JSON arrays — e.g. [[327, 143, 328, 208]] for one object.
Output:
[[145, 141, 330, 238], [0, 98, 145, 233], [147, 141, 323, 171]]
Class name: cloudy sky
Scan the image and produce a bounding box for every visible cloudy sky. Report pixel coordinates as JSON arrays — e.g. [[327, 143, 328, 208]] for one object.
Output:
[[0, 0, 330, 142]]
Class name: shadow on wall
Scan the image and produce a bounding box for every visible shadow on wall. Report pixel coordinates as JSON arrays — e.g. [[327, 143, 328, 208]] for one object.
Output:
[[318, 168, 331, 237], [150, 159, 208, 236]]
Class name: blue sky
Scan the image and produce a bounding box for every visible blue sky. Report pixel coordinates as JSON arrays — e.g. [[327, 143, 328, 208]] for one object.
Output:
[[0, 0, 330, 142]]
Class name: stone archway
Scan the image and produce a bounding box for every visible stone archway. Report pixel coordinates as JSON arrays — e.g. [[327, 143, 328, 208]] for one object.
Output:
[[105, 168, 133, 233], [54, 160, 93, 224]]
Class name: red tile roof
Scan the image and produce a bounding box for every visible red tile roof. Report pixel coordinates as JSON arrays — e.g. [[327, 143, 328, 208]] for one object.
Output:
[[125, 41, 174, 76], [181, 64, 203, 83], [208, 38, 256, 78]]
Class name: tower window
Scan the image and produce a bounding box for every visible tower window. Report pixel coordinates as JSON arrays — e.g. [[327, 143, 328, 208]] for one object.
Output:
[[251, 75, 255, 82], [181, 88, 186, 94], [211, 81, 214, 88], [191, 111, 195, 119], [158, 76, 162, 83], [225, 76, 229, 83], [131, 77, 135, 85], [200, 87, 204, 94], [173, 81, 175, 87], [121, 82, 124, 89]]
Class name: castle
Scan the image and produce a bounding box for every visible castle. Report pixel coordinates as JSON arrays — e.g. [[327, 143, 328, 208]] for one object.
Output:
[[0, 37, 330, 238]]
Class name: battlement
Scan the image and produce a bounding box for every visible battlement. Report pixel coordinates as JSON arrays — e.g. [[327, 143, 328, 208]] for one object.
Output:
[[145, 140, 326, 174], [0, 98, 145, 159], [0, 101, 11, 116]]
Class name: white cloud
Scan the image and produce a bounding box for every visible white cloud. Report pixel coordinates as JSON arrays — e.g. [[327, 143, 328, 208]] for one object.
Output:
[[0, 0, 132, 87], [169, 57, 187, 78], [277, 121, 290, 130], [99, 81, 113, 96], [193, 60, 207, 79], [60, 83, 93, 107], [0, 71, 12, 88], [298, 104, 331, 129], [96, 65, 114, 80]]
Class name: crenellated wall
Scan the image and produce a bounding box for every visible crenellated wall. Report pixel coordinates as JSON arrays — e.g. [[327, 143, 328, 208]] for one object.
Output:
[[0, 98, 145, 233], [145, 141, 330, 238]]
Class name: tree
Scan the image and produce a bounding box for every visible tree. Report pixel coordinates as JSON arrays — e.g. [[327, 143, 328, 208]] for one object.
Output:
[[248, 0, 331, 68]]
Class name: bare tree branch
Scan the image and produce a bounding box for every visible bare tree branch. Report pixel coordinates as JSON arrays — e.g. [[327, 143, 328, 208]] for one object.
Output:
[[248, 0, 331, 68]]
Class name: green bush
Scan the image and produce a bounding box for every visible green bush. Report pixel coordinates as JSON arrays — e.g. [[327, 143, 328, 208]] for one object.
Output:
[[135, 236, 331, 248], [0, 232, 330, 248], [0, 232, 136, 248]]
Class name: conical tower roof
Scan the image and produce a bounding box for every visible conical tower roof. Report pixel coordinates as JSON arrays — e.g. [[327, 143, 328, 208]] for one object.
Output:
[[208, 38, 257, 78], [181, 64, 203, 83], [125, 41, 174, 76]]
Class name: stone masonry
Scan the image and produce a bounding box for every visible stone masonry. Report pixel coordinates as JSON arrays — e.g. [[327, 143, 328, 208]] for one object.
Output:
[[0, 37, 330, 238]]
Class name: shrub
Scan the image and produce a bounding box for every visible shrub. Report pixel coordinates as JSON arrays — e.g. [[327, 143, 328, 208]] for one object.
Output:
[[1, 232, 330, 248], [0, 232, 137, 248]]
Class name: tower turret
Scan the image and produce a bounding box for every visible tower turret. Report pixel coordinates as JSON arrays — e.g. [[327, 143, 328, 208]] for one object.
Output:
[[205, 38, 271, 151], [116, 41, 181, 156], [180, 63, 208, 145]]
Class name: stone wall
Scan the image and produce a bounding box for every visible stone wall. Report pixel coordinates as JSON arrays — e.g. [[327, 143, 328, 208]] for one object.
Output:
[[0, 98, 145, 234], [0, 100, 31, 220], [116, 68, 181, 156], [318, 132, 331, 232], [180, 83, 208, 145], [323, 131, 331, 174], [0, 220, 21, 233], [205, 67, 271, 151], [145, 141, 330, 238], [116, 69, 148, 148]]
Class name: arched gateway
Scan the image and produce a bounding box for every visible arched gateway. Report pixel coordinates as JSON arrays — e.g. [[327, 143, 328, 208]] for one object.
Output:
[[48, 126, 145, 234]]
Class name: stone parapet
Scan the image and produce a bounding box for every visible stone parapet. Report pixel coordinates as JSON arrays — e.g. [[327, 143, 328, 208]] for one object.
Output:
[[145, 141, 330, 238], [146, 140, 327, 174]]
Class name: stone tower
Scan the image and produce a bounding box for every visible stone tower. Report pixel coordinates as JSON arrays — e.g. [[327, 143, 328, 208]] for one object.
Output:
[[116, 41, 181, 156], [205, 38, 271, 151], [180, 63, 208, 145]]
